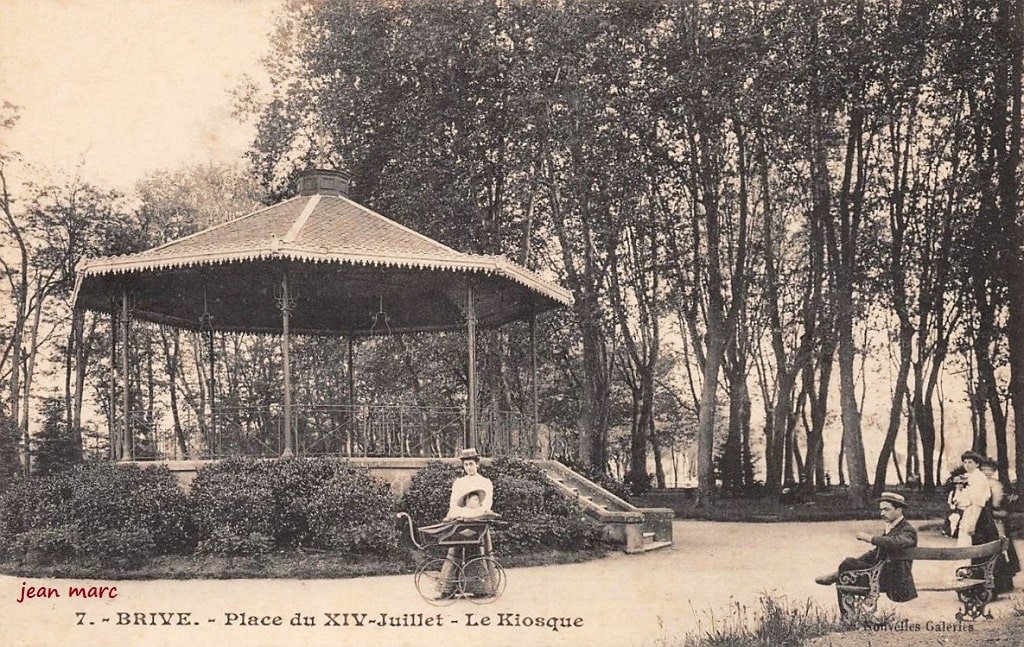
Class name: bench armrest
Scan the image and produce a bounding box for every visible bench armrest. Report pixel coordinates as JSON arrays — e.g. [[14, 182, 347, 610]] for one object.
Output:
[[836, 561, 885, 593]]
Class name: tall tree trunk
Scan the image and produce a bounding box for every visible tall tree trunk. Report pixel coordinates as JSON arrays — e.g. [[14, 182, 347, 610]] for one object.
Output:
[[803, 341, 835, 487], [825, 91, 870, 508], [994, 0, 1024, 494], [874, 110, 916, 497], [20, 282, 46, 473], [696, 335, 726, 503], [649, 417, 666, 489], [545, 167, 612, 470]]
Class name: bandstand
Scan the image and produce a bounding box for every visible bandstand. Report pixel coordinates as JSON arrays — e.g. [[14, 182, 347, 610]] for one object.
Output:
[[70, 169, 572, 465]]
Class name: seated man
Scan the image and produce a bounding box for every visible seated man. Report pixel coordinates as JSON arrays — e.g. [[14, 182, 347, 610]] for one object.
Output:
[[816, 492, 918, 611]]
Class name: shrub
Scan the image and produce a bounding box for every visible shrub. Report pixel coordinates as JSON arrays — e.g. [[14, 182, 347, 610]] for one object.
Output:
[[305, 468, 400, 555], [0, 462, 193, 564], [189, 459, 276, 553], [264, 458, 373, 547], [67, 462, 194, 554], [11, 526, 78, 565], [400, 461, 461, 525], [492, 476, 546, 516], [0, 472, 74, 541], [77, 526, 156, 569], [197, 527, 274, 557], [190, 457, 399, 555], [486, 458, 606, 552]]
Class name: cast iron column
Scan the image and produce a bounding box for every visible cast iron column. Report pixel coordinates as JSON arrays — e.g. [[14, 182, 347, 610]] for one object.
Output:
[[347, 334, 355, 457], [200, 300, 216, 447], [466, 284, 477, 450], [109, 309, 118, 460], [280, 273, 294, 457], [530, 312, 539, 458], [120, 288, 132, 460]]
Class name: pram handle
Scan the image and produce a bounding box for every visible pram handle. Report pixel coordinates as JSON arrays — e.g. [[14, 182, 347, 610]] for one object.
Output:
[[396, 512, 425, 550]]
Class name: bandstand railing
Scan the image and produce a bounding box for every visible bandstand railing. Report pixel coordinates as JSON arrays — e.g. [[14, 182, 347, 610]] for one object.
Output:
[[120, 403, 536, 461]]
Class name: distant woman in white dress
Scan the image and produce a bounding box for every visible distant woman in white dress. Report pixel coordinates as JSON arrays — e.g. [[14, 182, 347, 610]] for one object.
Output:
[[951, 451, 990, 547]]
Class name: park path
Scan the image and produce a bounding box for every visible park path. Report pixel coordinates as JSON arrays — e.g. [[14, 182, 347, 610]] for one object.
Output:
[[1, 520, 1019, 647]]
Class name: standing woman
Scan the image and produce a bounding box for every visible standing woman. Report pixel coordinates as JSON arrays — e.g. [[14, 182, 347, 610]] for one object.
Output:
[[439, 448, 496, 597], [953, 451, 992, 547], [980, 457, 1020, 595]]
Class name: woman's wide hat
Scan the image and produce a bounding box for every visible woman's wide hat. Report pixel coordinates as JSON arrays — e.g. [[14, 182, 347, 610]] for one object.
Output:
[[458, 489, 487, 507]]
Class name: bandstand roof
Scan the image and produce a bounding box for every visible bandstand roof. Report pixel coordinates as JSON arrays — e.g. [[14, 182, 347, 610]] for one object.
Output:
[[72, 170, 572, 335]]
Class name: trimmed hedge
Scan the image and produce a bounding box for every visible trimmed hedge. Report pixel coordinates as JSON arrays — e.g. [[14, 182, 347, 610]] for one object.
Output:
[[0, 457, 602, 567], [0, 462, 192, 567], [399, 457, 607, 553], [189, 458, 399, 556]]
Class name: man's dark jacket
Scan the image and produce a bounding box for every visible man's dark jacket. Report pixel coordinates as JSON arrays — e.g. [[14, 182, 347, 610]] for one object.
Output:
[[857, 517, 918, 602]]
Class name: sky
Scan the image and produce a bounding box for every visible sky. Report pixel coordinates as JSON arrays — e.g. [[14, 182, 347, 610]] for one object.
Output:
[[0, 0, 282, 190]]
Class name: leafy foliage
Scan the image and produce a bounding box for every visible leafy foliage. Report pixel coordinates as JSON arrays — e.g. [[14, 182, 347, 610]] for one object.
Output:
[[0, 413, 21, 493], [189, 458, 276, 554], [305, 471, 400, 556], [189, 457, 399, 555], [0, 462, 191, 565], [32, 398, 82, 476], [398, 461, 462, 526]]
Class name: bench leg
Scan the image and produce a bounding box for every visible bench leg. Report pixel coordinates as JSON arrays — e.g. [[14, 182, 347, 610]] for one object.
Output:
[[954, 558, 998, 621], [955, 587, 993, 622], [839, 590, 879, 621]]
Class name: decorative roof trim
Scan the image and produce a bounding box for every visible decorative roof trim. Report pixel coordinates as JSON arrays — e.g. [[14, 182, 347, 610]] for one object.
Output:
[[77, 245, 573, 306]]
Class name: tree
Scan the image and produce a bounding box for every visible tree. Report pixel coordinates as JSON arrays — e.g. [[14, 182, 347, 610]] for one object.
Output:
[[32, 397, 80, 475]]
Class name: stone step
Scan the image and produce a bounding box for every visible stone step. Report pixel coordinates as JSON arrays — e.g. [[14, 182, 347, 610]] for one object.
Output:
[[642, 540, 672, 553], [537, 460, 673, 554]]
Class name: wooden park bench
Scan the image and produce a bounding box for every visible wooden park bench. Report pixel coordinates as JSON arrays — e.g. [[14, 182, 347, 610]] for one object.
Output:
[[835, 538, 1009, 622]]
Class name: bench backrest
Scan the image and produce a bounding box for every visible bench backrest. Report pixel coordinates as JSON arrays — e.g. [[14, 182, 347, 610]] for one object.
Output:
[[887, 538, 1007, 561]]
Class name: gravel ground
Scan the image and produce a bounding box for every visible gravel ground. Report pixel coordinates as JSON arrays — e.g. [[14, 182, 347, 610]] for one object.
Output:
[[1, 519, 1019, 647], [806, 617, 1024, 647]]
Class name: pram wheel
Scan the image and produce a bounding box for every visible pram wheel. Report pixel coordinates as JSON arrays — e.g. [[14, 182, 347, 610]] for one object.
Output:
[[414, 557, 460, 606], [462, 556, 506, 604]]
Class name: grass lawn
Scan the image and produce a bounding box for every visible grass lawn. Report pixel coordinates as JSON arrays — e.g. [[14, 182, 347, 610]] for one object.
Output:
[[0, 546, 608, 581]]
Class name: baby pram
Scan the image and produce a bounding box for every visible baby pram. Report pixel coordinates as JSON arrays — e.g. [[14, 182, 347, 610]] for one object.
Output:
[[397, 511, 507, 605]]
